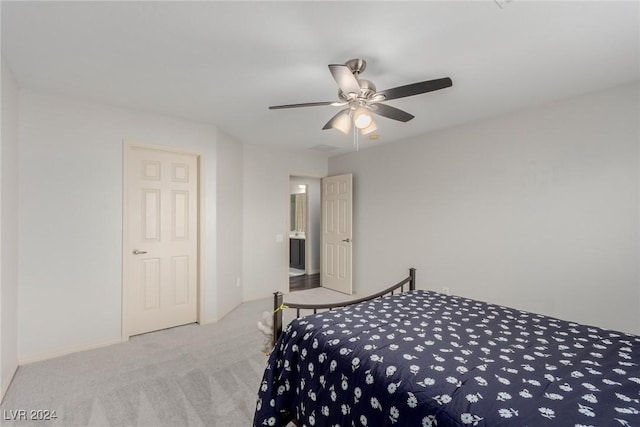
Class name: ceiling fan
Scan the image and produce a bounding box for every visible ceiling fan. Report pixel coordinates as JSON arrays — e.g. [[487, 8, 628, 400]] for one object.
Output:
[[269, 58, 453, 136]]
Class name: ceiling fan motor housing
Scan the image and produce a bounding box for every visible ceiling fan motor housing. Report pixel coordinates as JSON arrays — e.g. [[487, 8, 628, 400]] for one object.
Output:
[[338, 79, 377, 102], [358, 79, 377, 98]]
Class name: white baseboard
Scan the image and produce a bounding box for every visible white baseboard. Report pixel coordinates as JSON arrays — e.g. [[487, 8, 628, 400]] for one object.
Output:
[[18, 337, 123, 366]]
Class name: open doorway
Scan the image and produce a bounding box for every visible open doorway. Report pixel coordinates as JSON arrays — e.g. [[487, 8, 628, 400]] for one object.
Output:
[[288, 176, 321, 292]]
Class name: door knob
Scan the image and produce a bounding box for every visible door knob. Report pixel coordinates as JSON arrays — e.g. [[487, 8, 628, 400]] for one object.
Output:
[[132, 249, 148, 255], [342, 238, 351, 243]]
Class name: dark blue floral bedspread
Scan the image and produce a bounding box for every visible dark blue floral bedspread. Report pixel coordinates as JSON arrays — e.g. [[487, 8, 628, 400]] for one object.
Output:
[[253, 290, 640, 426]]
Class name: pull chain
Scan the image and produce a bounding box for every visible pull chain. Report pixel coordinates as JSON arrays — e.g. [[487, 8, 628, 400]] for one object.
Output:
[[353, 126, 359, 151]]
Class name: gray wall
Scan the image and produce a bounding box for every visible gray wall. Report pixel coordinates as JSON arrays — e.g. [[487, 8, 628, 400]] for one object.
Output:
[[216, 130, 244, 321], [16, 89, 238, 361], [330, 83, 640, 335], [8, 85, 327, 363], [1, 55, 20, 400], [241, 144, 327, 301], [6, 76, 638, 367]]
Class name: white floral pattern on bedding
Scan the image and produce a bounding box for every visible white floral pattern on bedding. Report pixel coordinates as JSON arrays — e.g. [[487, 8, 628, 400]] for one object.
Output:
[[254, 290, 640, 426]]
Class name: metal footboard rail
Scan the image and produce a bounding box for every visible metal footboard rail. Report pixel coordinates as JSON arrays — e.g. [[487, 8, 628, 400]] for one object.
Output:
[[272, 268, 416, 344]]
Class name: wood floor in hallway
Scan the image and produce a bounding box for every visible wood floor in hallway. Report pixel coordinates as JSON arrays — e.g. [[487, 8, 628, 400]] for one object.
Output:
[[289, 273, 320, 292]]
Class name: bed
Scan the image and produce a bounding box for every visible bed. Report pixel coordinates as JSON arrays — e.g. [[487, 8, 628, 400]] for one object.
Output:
[[254, 268, 640, 426]]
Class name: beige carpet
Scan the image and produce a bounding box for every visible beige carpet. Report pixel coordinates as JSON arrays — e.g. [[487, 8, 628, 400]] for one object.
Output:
[[0, 288, 353, 427]]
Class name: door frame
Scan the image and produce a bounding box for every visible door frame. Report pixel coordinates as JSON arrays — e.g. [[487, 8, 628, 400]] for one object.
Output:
[[285, 174, 323, 293], [121, 141, 204, 341]]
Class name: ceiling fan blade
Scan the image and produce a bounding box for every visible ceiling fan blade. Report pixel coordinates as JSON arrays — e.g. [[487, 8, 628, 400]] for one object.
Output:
[[269, 101, 344, 110], [329, 64, 361, 96], [322, 109, 352, 134], [376, 77, 452, 101], [369, 103, 414, 122]]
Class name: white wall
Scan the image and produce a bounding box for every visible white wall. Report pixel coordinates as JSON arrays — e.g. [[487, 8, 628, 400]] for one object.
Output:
[[12, 85, 325, 362], [17, 89, 229, 361], [242, 144, 327, 301], [216, 130, 243, 319], [1, 56, 20, 401], [330, 83, 640, 335]]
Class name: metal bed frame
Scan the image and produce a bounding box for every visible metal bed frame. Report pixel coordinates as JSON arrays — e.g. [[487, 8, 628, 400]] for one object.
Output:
[[272, 268, 416, 343]]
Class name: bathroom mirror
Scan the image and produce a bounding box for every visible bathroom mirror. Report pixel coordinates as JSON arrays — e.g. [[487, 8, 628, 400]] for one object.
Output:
[[290, 193, 307, 233]]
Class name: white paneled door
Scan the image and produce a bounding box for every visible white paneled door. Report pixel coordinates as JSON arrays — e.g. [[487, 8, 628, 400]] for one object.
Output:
[[125, 146, 198, 336], [321, 174, 353, 294]]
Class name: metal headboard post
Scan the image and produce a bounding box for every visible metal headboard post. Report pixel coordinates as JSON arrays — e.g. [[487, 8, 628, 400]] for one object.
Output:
[[273, 291, 283, 345], [409, 267, 416, 290]]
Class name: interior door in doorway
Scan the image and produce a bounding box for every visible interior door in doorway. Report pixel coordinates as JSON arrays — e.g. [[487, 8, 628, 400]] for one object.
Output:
[[125, 146, 198, 336], [321, 173, 353, 294]]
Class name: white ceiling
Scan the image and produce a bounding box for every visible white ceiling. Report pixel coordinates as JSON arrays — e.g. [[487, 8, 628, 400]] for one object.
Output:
[[2, 1, 639, 156]]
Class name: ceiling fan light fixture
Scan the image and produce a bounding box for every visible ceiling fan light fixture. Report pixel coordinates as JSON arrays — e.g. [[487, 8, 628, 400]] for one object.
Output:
[[353, 107, 373, 129], [333, 111, 352, 134], [360, 119, 377, 136]]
